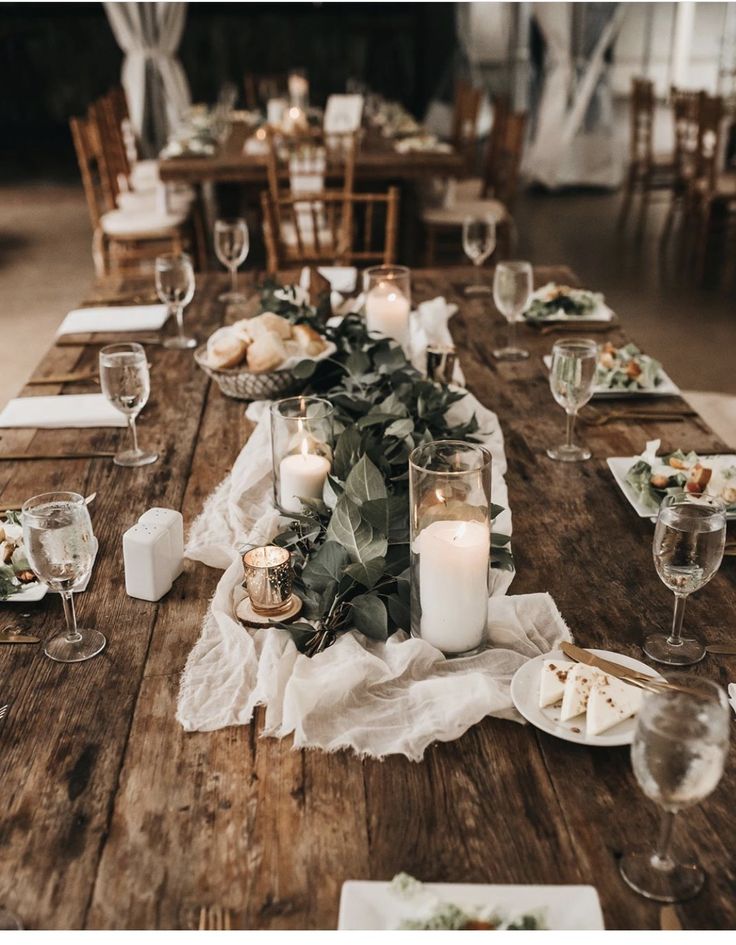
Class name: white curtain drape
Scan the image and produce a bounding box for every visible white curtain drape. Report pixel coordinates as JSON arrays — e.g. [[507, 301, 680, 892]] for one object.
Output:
[[104, 1, 191, 156]]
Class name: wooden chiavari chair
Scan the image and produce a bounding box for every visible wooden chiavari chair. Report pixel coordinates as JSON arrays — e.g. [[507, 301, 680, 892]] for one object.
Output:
[[260, 187, 399, 273], [452, 79, 482, 168], [619, 77, 674, 225], [662, 86, 704, 235]]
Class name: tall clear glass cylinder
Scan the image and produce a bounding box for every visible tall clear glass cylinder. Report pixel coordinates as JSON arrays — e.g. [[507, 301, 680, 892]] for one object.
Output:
[[270, 396, 334, 515], [409, 440, 492, 657], [363, 264, 412, 354]]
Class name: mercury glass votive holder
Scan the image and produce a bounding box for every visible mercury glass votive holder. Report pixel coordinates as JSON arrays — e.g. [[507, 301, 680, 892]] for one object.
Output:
[[409, 440, 492, 657], [242, 545, 293, 615], [426, 345, 457, 385], [270, 396, 335, 515]]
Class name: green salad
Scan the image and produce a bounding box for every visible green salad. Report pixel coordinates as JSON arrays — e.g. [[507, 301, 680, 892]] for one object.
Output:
[[525, 283, 602, 321], [624, 441, 736, 514], [0, 511, 36, 600], [596, 343, 663, 391]]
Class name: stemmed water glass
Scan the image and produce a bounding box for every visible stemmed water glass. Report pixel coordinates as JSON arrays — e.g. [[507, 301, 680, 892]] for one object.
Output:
[[155, 252, 196, 349], [645, 493, 727, 665], [547, 338, 598, 461], [492, 260, 532, 360], [462, 214, 496, 296], [620, 678, 729, 902], [22, 492, 105, 663], [214, 218, 250, 303], [99, 343, 158, 467]]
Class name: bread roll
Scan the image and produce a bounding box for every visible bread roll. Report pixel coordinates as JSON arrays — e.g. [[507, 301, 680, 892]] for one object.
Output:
[[247, 332, 287, 373], [207, 326, 248, 370], [230, 319, 253, 344], [292, 323, 326, 357], [247, 312, 293, 341]]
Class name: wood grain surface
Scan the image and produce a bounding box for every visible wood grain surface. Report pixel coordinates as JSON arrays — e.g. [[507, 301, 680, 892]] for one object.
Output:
[[0, 268, 734, 931]]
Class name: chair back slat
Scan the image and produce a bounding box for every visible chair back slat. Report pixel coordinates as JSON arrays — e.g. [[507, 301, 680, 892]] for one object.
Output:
[[696, 92, 724, 193], [483, 102, 527, 206], [630, 77, 655, 167], [69, 114, 112, 228]]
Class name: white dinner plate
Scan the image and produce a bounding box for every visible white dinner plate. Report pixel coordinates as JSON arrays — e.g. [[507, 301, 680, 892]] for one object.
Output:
[[338, 880, 605, 930], [542, 355, 679, 398], [607, 455, 736, 520], [510, 648, 661, 747]]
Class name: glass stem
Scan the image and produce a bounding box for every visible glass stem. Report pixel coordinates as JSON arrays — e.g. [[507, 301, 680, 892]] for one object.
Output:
[[176, 305, 185, 341], [230, 265, 238, 294], [565, 409, 576, 449], [61, 591, 82, 644], [128, 415, 140, 455], [668, 593, 687, 646], [508, 317, 517, 351], [651, 809, 676, 871]]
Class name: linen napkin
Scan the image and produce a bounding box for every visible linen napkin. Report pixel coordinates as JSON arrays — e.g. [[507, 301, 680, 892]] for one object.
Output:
[[729, 683, 736, 717], [56, 304, 169, 337], [0, 394, 127, 429]]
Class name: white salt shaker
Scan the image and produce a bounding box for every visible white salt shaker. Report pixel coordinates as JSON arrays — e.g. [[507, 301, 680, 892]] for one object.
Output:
[[123, 508, 184, 602]]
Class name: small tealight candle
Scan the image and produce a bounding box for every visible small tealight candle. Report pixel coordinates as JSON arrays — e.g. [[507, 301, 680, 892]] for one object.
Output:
[[242, 545, 292, 614], [415, 519, 490, 654], [365, 281, 411, 349], [279, 440, 331, 513]]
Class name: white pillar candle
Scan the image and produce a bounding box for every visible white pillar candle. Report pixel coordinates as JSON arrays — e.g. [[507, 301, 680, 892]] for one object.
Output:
[[279, 446, 330, 513], [365, 282, 411, 349], [416, 519, 490, 654]]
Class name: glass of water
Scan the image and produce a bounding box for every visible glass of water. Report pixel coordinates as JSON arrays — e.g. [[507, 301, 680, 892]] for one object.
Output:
[[645, 493, 727, 665], [214, 218, 250, 303], [462, 214, 496, 296], [155, 252, 196, 349], [99, 342, 158, 467], [547, 338, 598, 462], [492, 260, 532, 361], [22, 492, 105, 663], [620, 677, 729, 902]]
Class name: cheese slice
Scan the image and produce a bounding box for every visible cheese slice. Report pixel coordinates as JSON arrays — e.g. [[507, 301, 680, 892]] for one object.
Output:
[[560, 664, 604, 721], [586, 673, 644, 737], [539, 659, 576, 708]]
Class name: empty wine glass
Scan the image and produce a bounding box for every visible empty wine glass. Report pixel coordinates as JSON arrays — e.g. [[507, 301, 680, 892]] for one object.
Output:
[[547, 338, 598, 461], [492, 260, 532, 360], [22, 492, 105, 663], [99, 342, 158, 467], [214, 218, 250, 303], [645, 493, 727, 665], [620, 677, 729, 902], [462, 214, 496, 296], [155, 252, 196, 349]]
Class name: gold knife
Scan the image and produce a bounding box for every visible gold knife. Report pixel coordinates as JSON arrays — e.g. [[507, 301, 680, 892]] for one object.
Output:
[[660, 905, 682, 931], [561, 643, 701, 696], [0, 633, 40, 644], [705, 644, 736, 655]]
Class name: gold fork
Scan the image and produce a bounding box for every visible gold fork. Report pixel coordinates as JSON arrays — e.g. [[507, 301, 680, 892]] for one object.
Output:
[[198, 905, 233, 930], [580, 410, 694, 427]]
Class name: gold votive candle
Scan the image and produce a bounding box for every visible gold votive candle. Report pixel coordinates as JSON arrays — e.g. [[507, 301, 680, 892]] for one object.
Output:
[[242, 545, 292, 615]]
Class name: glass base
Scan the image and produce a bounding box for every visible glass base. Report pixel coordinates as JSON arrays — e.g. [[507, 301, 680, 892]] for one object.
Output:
[[44, 627, 106, 663], [218, 290, 247, 303], [493, 346, 529, 361], [163, 335, 197, 350], [0, 909, 23, 931], [464, 284, 491, 296], [643, 632, 706, 666], [547, 443, 591, 462], [114, 448, 159, 467], [620, 850, 705, 903]]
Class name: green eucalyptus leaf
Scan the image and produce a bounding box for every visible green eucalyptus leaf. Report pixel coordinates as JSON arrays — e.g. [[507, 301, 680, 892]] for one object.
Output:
[[292, 358, 317, 380], [301, 540, 349, 591], [325, 496, 388, 563], [344, 454, 387, 505], [351, 593, 389, 640], [345, 556, 386, 589]]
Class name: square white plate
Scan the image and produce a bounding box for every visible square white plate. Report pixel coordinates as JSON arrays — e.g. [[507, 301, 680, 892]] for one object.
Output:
[[542, 355, 679, 398], [607, 455, 736, 520], [338, 880, 604, 930]]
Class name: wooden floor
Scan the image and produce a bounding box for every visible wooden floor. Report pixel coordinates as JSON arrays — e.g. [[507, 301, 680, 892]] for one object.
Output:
[[0, 268, 734, 930]]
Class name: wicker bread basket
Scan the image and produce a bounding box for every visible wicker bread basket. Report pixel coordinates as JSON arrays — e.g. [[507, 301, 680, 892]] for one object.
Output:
[[194, 346, 307, 401]]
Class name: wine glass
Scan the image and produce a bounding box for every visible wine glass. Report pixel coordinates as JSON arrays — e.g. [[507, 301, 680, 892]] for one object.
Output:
[[155, 252, 196, 349], [462, 214, 496, 296], [492, 260, 532, 360], [99, 342, 158, 467], [214, 218, 250, 303], [645, 493, 727, 665], [620, 677, 729, 902], [22, 492, 105, 663], [546, 338, 598, 461]]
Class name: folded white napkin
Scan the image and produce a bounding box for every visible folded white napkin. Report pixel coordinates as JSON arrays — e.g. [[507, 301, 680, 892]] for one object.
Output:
[[0, 394, 127, 429], [56, 305, 169, 337], [729, 683, 735, 716], [299, 266, 357, 295], [411, 296, 465, 385]]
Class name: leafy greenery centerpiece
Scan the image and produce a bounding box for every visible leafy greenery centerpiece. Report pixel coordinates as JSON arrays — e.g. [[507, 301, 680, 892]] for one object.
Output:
[[251, 283, 513, 656]]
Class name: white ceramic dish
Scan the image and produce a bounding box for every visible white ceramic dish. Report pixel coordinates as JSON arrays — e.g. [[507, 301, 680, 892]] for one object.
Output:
[[542, 355, 679, 398], [607, 455, 736, 520], [338, 880, 605, 930], [510, 647, 661, 747]]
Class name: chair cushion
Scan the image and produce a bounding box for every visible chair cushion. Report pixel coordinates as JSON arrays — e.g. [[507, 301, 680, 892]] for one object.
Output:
[[422, 198, 508, 226], [129, 160, 160, 191], [280, 220, 336, 250], [101, 208, 186, 239]]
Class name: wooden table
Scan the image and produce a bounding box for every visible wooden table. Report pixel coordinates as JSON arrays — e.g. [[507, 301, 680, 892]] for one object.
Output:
[[159, 121, 464, 187], [1, 268, 734, 930]]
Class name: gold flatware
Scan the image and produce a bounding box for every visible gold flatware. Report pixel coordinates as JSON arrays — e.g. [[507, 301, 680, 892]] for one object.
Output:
[[1, 492, 96, 511], [56, 335, 163, 347], [81, 294, 159, 307], [0, 452, 115, 462], [198, 906, 232, 931], [0, 633, 40, 644], [27, 371, 99, 385], [705, 644, 736, 655], [539, 322, 613, 335], [581, 411, 694, 427], [560, 642, 702, 697], [660, 905, 682, 931]]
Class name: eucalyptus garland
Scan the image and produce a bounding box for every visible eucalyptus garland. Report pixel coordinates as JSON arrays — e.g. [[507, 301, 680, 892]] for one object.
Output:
[[257, 282, 513, 656]]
